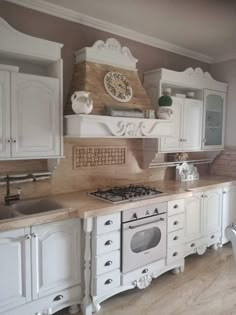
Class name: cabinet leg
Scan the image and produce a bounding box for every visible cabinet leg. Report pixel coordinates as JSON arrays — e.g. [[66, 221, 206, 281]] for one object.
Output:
[[180, 264, 185, 273], [212, 243, 218, 250], [82, 301, 93, 315], [69, 305, 80, 314], [92, 302, 101, 313], [171, 267, 180, 274]]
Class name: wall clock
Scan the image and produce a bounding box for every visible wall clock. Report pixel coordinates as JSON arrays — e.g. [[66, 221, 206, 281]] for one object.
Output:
[[104, 71, 133, 102]]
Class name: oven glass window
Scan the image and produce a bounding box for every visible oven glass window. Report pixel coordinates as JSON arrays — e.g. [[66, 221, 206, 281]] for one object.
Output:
[[130, 227, 161, 253]]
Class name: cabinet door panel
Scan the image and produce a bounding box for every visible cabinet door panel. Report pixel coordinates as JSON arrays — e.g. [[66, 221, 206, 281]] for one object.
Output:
[[182, 99, 203, 151], [11, 73, 60, 158], [31, 219, 81, 299], [0, 70, 11, 158], [184, 193, 203, 243], [204, 189, 222, 235], [0, 228, 31, 313], [159, 97, 183, 152]]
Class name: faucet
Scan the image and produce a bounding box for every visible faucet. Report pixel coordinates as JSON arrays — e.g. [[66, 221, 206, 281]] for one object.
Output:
[[4, 175, 21, 206]]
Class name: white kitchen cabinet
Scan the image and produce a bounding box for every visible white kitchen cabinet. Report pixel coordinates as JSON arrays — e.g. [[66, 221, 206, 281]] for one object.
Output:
[[222, 186, 236, 244], [159, 97, 203, 153], [0, 70, 11, 158], [203, 189, 222, 235], [202, 89, 226, 150], [31, 219, 81, 299], [184, 192, 203, 243], [0, 227, 31, 314], [11, 72, 60, 158]]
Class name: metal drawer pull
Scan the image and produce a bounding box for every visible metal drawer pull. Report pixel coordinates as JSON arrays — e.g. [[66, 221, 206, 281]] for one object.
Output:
[[129, 217, 164, 230], [105, 260, 113, 266], [105, 279, 113, 285], [31, 233, 37, 238], [53, 295, 63, 301], [25, 234, 31, 240], [211, 235, 215, 239], [173, 252, 178, 257], [191, 243, 195, 247], [173, 221, 179, 225], [173, 236, 179, 241], [173, 204, 179, 209], [105, 220, 113, 226], [142, 268, 148, 274], [105, 240, 113, 246]]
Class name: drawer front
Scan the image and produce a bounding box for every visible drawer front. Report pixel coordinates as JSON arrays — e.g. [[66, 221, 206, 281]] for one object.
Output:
[[122, 202, 167, 222], [95, 231, 120, 255], [168, 199, 184, 216], [96, 213, 121, 235], [168, 213, 184, 232], [168, 229, 184, 249], [95, 250, 120, 276], [167, 246, 184, 265], [207, 232, 220, 247], [93, 269, 120, 296]]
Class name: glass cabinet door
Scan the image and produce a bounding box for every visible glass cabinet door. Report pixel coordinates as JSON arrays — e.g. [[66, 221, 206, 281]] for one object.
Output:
[[203, 89, 226, 150]]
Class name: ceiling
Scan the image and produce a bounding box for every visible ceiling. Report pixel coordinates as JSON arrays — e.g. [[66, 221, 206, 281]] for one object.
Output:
[[6, 0, 236, 63]]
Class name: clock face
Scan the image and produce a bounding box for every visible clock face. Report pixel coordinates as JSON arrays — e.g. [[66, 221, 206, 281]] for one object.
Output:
[[104, 72, 133, 102]]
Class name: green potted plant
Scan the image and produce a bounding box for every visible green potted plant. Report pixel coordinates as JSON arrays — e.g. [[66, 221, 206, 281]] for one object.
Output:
[[157, 95, 173, 119]]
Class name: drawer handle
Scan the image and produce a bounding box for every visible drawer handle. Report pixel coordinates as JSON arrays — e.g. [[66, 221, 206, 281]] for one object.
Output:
[[173, 252, 178, 257], [191, 243, 195, 248], [173, 221, 179, 225], [211, 235, 215, 239], [105, 240, 113, 246], [105, 260, 113, 266], [105, 220, 113, 226], [142, 268, 148, 274], [173, 236, 179, 241], [53, 295, 63, 301], [105, 279, 113, 285], [173, 204, 179, 209]]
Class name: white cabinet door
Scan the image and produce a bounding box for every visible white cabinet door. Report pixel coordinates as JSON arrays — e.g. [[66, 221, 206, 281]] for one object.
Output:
[[182, 99, 203, 151], [31, 219, 81, 299], [222, 186, 236, 244], [202, 89, 226, 150], [184, 192, 203, 243], [0, 228, 31, 313], [159, 97, 183, 152], [0, 70, 11, 158], [11, 72, 60, 158], [203, 188, 222, 235]]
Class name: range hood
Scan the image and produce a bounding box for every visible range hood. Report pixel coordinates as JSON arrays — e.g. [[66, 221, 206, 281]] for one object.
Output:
[[64, 38, 173, 139]]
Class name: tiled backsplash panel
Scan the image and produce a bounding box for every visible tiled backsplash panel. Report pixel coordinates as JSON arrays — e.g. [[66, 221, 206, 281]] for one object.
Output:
[[73, 146, 126, 168], [211, 148, 236, 177]]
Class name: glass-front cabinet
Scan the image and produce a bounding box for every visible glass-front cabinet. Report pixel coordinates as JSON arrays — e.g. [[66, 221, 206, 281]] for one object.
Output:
[[202, 89, 226, 150]]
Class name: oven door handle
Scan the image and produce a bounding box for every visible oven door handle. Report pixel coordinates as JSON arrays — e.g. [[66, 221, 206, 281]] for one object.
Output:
[[129, 217, 165, 229]]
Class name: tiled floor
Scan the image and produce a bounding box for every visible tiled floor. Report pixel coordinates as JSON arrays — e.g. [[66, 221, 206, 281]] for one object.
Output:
[[57, 244, 236, 315]]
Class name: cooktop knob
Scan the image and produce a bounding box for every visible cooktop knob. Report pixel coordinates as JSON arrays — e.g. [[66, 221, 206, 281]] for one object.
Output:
[[154, 208, 159, 214], [133, 213, 138, 219]]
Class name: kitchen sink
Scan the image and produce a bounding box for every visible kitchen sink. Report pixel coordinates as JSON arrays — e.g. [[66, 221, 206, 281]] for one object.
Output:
[[11, 198, 64, 215], [0, 206, 20, 220]]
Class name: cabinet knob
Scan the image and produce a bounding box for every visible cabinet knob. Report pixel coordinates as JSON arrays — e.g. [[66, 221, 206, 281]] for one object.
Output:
[[173, 236, 179, 241], [142, 268, 149, 274], [173, 204, 179, 209], [105, 220, 113, 226], [191, 243, 195, 247], [173, 252, 178, 257], [211, 235, 215, 239], [173, 221, 179, 225], [31, 233, 37, 238], [223, 191, 227, 195], [105, 279, 113, 285], [25, 234, 31, 240], [13, 140, 16, 143], [53, 294, 63, 301], [105, 240, 113, 246], [105, 260, 113, 267], [7, 139, 11, 143]]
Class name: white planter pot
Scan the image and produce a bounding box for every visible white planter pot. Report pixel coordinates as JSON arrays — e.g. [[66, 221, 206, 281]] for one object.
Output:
[[157, 106, 173, 120]]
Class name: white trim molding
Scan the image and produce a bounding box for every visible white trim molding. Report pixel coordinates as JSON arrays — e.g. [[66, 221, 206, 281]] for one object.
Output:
[[5, 0, 215, 64]]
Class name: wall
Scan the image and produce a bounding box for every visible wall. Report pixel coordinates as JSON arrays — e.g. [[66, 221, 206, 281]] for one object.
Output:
[[210, 59, 236, 148]]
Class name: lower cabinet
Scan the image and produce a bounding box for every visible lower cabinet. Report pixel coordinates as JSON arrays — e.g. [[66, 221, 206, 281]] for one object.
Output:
[[0, 218, 81, 315], [184, 188, 222, 257]]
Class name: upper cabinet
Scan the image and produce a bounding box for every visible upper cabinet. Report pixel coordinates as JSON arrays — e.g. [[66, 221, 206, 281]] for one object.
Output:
[[0, 18, 63, 160], [202, 89, 226, 150], [144, 67, 228, 153]]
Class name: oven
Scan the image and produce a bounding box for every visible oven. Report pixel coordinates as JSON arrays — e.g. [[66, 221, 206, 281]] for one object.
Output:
[[122, 203, 167, 273]]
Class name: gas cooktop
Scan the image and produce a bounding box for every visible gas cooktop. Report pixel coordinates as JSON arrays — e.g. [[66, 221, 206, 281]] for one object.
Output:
[[89, 185, 163, 203]]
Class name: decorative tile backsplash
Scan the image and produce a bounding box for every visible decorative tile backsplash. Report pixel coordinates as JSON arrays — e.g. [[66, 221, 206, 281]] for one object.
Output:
[[73, 146, 126, 168]]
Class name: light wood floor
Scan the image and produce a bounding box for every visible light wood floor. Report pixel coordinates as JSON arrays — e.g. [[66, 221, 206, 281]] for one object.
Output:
[[57, 244, 236, 315]]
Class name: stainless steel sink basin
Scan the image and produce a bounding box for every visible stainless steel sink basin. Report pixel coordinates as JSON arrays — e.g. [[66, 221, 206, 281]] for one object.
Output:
[[0, 206, 20, 220], [11, 199, 64, 215]]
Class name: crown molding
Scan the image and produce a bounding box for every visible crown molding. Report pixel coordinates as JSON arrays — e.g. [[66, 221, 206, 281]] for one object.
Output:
[[212, 52, 236, 64], [4, 0, 215, 64]]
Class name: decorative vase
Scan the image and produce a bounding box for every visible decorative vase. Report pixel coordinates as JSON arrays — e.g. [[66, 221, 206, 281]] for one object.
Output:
[[71, 91, 93, 114], [157, 106, 173, 120]]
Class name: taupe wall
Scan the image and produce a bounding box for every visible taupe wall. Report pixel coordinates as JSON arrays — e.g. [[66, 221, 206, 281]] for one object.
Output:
[[0, 1, 209, 105]]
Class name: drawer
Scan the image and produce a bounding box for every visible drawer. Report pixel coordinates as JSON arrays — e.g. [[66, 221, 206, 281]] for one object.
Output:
[[93, 269, 120, 296], [167, 246, 184, 265], [168, 213, 184, 233], [95, 212, 121, 235], [168, 199, 184, 216], [95, 231, 120, 255], [168, 229, 184, 249], [94, 250, 120, 276]]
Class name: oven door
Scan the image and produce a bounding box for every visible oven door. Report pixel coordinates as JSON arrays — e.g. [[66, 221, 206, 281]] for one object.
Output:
[[122, 213, 166, 273]]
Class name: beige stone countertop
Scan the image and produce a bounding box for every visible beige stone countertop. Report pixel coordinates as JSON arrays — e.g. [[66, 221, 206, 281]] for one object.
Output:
[[0, 175, 236, 232]]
